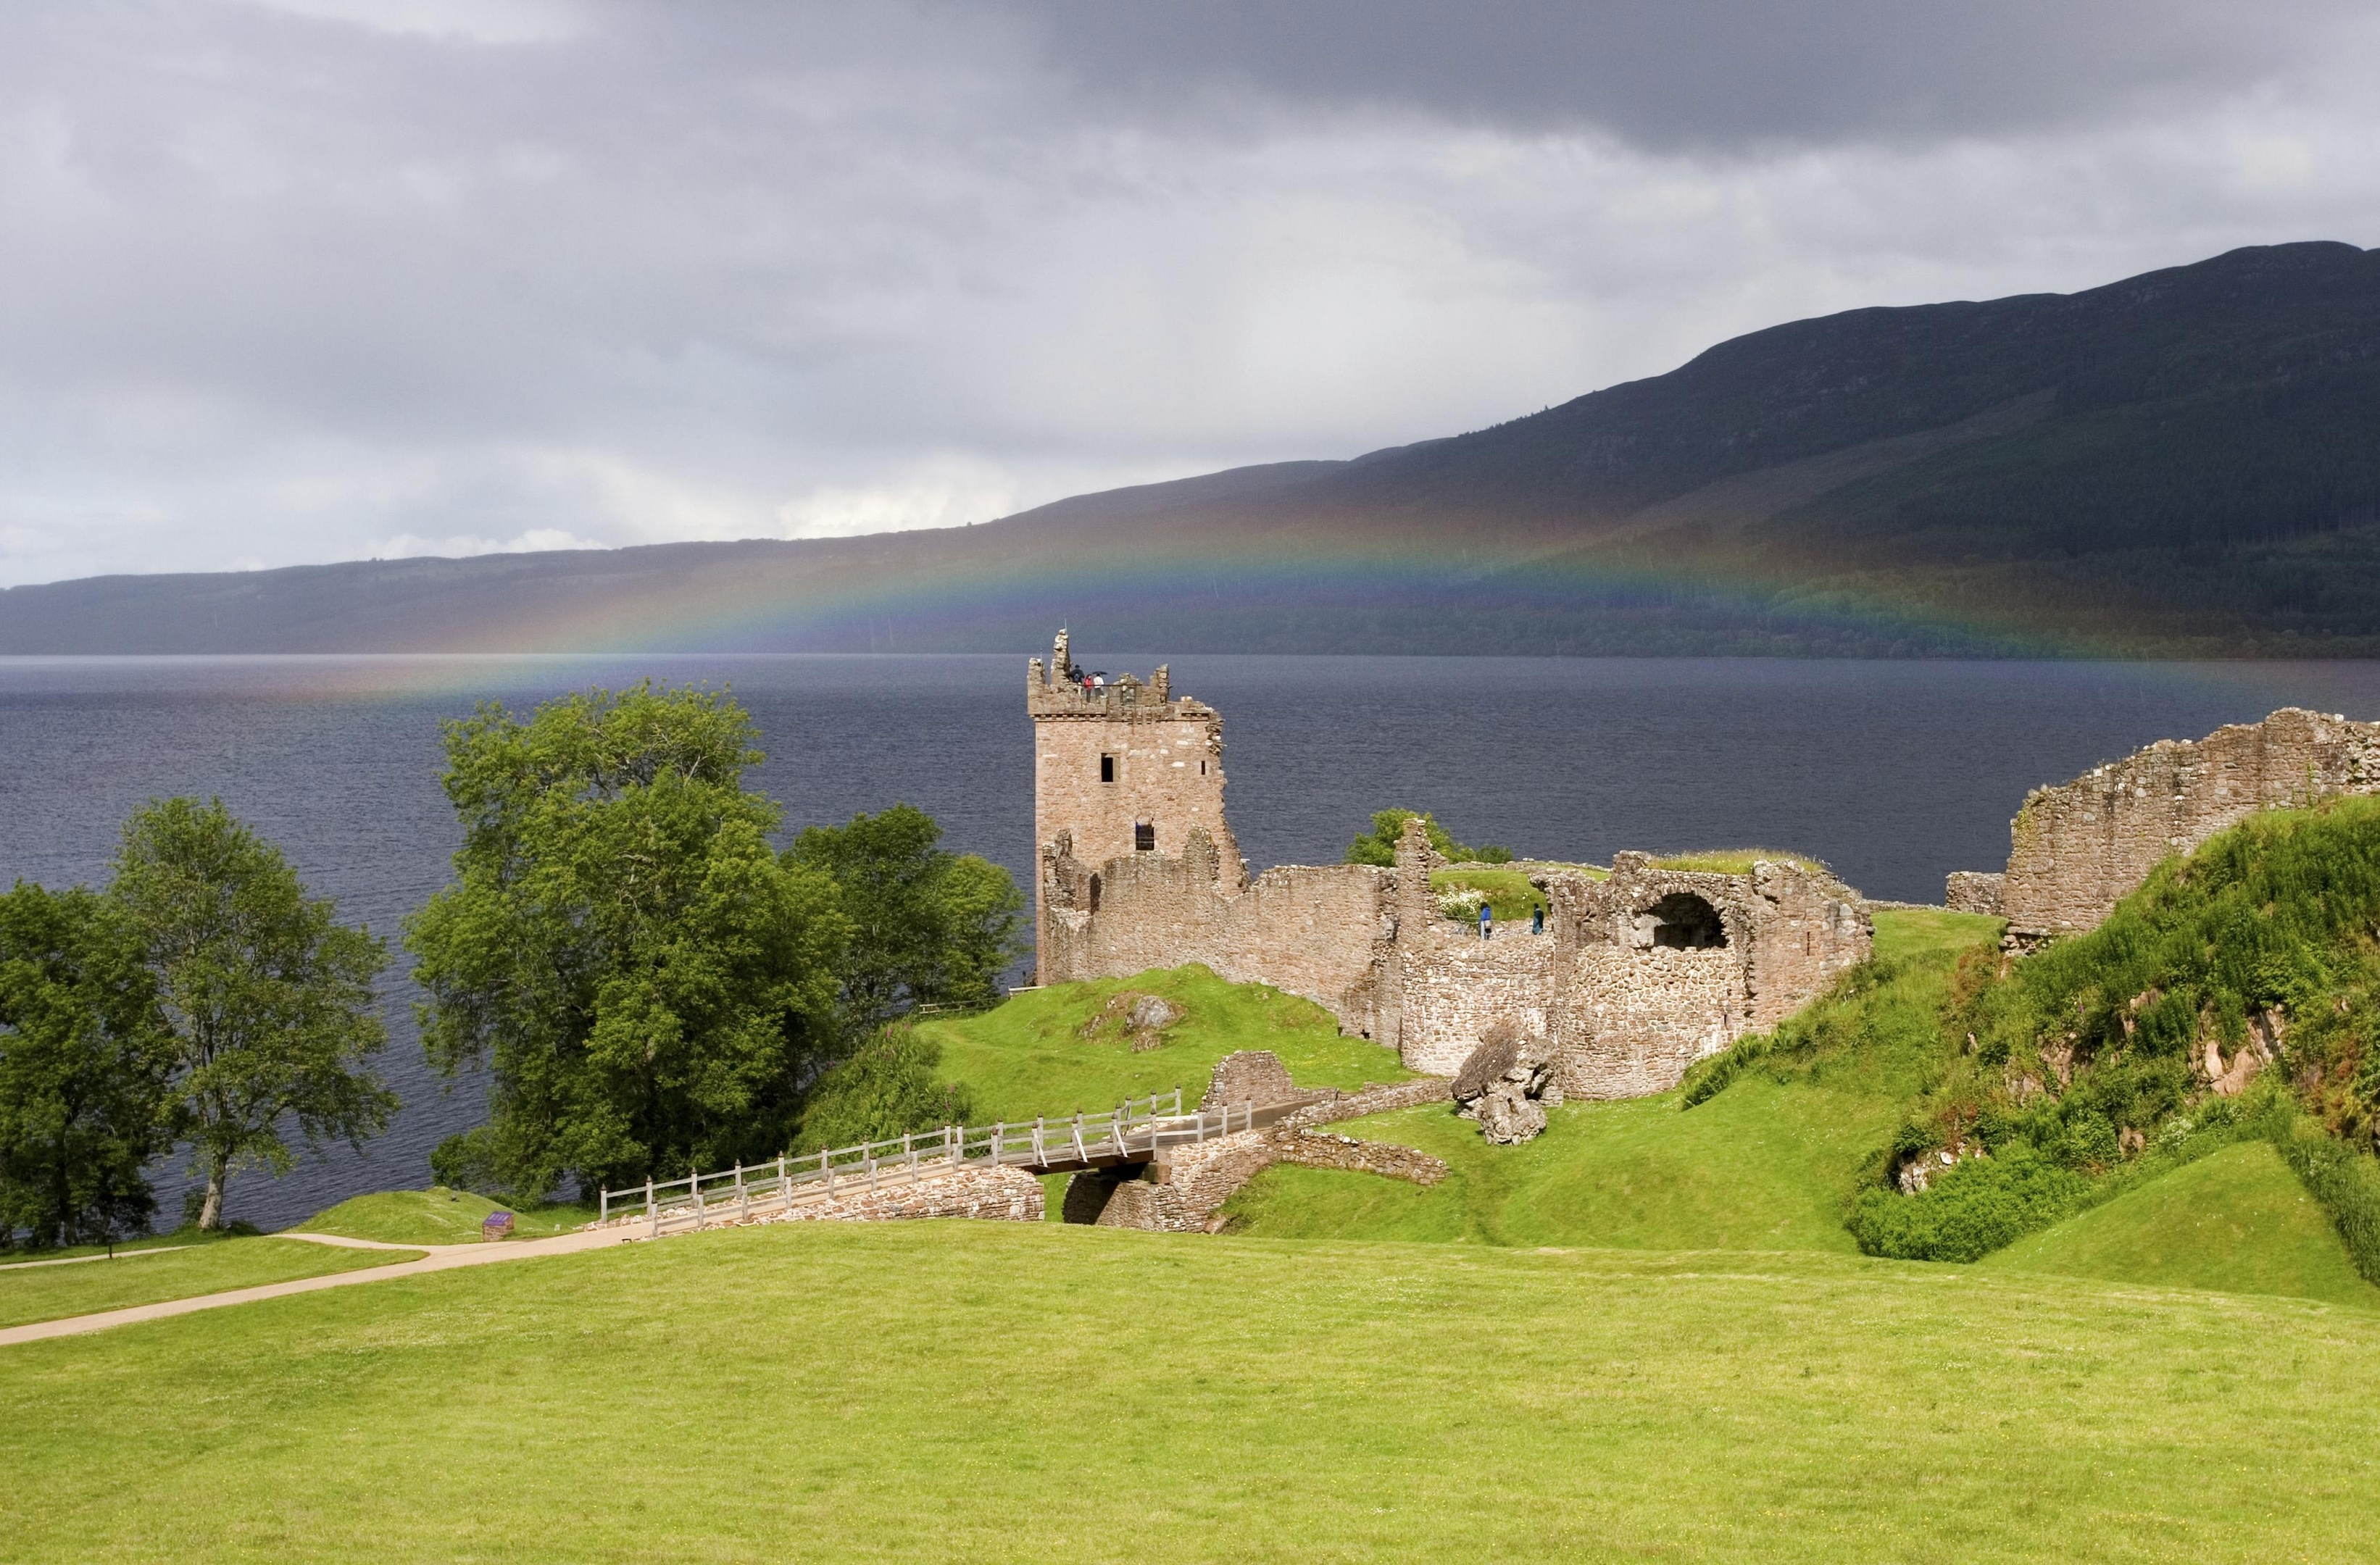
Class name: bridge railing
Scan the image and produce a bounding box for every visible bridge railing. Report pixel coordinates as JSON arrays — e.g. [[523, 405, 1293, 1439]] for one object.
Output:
[[599, 1087, 1243, 1235]]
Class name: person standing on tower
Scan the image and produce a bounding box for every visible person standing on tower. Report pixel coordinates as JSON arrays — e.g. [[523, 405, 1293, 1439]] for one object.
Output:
[[1479, 900, 1493, 941]]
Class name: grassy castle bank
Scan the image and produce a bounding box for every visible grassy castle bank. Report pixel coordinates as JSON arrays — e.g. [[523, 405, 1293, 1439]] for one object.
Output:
[[11, 805, 2380, 1560]]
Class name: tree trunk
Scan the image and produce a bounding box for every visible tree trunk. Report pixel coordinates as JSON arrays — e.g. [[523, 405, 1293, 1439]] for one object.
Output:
[[197, 1155, 228, 1231]]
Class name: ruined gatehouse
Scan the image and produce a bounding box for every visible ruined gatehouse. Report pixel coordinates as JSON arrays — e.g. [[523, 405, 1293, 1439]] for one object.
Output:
[[1029, 633, 1871, 1098]]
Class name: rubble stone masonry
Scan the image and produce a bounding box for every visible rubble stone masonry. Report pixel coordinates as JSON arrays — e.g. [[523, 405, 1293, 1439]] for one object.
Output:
[[1998, 708, 2380, 943], [1031, 637, 1871, 1101]]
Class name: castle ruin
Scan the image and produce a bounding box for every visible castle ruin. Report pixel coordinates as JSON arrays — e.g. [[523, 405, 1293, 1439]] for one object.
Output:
[[1950, 707, 2380, 946], [1029, 634, 1871, 1098]]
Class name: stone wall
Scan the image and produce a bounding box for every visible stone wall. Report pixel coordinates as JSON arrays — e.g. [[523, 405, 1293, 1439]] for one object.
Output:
[[1944, 872, 2005, 916], [759, 1164, 1044, 1225], [1028, 638, 1872, 1102], [1041, 829, 1394, 1037], [1394, 928, 1557, 1074], [1545, 853, 1870, 1099], [1999, 708, 2380, 943]]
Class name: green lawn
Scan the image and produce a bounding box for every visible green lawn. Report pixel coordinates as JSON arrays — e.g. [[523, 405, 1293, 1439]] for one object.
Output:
[[1225, 1072, 1900, 1251], [1981, 1140, 2380, 1307], [1649, 847, 1829, 875], [1428, 867, 1548, 921], [1869, 905, 2004, 962], [1, 1221, 2375, 1562], [919, 964, 1412, 1122], [0, 1238, 421, 1330], [298, 1189, 594, 1246]]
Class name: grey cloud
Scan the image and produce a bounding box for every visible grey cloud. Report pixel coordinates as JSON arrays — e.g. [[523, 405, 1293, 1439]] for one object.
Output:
[[1003, 0, 2371, 149], [0, 0, 2374, 586]]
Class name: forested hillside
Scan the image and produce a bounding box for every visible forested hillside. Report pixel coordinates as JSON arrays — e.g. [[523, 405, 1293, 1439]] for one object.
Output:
[[4, 241, 2374, 656]]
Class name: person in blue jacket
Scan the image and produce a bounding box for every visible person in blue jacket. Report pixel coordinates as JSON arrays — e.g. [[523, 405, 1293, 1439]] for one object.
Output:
[[1531, 903, 1544, 936], [1478, 901, 1492, 940]]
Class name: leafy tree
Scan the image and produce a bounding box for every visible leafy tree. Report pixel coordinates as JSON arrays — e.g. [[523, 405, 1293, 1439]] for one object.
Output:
[[0, 885, 173, 1251], [1343, 809, 1511, 867], [788, 804, 1028, 1029], [406, 683, 848, 1199], [111, 798, 395, 1232], [794, 1021, 975, 1153]]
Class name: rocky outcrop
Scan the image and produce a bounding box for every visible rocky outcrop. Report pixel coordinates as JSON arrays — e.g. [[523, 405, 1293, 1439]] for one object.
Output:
[[1453, 1022, 1560, 1144]]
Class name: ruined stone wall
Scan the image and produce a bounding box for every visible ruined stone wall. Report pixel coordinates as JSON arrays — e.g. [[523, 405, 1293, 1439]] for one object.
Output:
[[1040, 832, 1394, 1038], [1740, 859, 1873, 1030], [1557, 947, 1744, 1099], [1944, 872, 2006, 916], [1395, 928, 1557, 1075], [2000, 708, 2380, 941], [1081, 1112, 1450, 1233], [757, 1164, 1044, 1224], [1544, 854, 1870, 1100]]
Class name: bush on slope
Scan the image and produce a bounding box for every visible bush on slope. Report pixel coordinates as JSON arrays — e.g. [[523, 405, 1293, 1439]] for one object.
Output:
[[1850, 798, 2380, 1266]]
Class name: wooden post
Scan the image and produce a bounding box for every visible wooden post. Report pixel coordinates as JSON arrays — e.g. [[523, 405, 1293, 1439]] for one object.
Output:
[[824, 1145, 834, 1194], [646, 1177, 656, 1238], [692, 1168, 704, 1223], [738, 1161, 749, 1220], [599, 1186, 609, 1226], [993, 1122, 1004, 1166], [777, 1153, 787, 1209]]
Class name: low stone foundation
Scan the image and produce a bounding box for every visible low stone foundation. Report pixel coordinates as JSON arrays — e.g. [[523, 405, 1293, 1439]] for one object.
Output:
[[1944, 872, 2006, 917], [758, 1164, 1045, 1225], [1069, 1074, 1456, 1233]]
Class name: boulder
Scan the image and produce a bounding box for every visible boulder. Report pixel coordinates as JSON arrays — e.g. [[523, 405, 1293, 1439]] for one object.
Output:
[[1452, 1022, 1557, 1143], [1476, 1080, 1548, 1145]]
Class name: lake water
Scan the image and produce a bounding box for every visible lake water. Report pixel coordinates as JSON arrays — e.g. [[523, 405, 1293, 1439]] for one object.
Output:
[[6, 652, 2380, 1231]]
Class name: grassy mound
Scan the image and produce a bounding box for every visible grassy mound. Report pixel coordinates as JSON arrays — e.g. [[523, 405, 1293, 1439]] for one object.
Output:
[[0, 1238, 419, 1330], [916, 964, 1411, 1122], [1229, 909, 2000, 1250], [297, 1189, 593, 1245], [1980, 1140, 2380, 1306], [5, 1222, 2376, 1562], [1860, 798, 2380, 1266]]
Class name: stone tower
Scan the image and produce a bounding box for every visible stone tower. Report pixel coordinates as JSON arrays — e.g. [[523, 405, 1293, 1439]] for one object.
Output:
[[1028, 629, 1244, 977]]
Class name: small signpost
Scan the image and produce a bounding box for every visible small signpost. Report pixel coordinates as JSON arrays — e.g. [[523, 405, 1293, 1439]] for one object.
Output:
[[480, 1210, 515, 1241]]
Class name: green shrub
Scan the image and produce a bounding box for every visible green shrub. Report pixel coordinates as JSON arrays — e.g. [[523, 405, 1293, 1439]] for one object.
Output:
[[2268, 1109, 2380, 1286], [795, 1022, 975, 1153], [1344, 810, 1510, 867], [1849, 1143, 2092, 1262]]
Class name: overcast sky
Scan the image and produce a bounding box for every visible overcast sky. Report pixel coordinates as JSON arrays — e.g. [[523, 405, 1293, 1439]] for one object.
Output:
[[2, 0, 2375, 586]]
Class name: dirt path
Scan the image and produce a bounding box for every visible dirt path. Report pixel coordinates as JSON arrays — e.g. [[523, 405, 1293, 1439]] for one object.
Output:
[[0, 1227, 637, 1348]]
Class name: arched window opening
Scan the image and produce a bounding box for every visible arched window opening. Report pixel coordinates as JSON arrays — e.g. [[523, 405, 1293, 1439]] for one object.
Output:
[[1134, 821, 1156, 852], [1645, 892, 1726, 950]]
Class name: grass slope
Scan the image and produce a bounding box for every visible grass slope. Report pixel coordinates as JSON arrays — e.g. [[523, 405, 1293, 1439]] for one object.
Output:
[[1228, 909, 1999, 1251], [0, 1239, 420, 1330], [918, 964, 1411, 1122], [297, 1190, 594, 1246], [2, 1222, 2376, 1562], [1981, 1140, 2380, 1307]]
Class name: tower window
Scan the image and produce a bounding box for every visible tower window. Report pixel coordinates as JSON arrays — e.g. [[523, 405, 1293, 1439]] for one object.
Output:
[[1134, 821, 1155, 852], [1199, 760, 1207, 775], [1099, 754, 1115, 783]]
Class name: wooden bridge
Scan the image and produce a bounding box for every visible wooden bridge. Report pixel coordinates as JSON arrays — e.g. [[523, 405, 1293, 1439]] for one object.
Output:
[[599, 1089, 1307, 1239]]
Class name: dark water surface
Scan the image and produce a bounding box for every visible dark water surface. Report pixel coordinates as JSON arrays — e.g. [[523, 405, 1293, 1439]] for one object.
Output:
[[6, 652, 2379, 1230]]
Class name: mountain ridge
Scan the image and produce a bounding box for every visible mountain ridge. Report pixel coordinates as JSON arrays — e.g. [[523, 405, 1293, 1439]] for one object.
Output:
[[6, 240, 2377, 656]]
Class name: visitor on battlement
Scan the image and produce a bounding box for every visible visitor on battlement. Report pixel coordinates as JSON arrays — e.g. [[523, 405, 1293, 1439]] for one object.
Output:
[[1531, 906, 1544, 936], [1479, 901, 1492, 940]]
